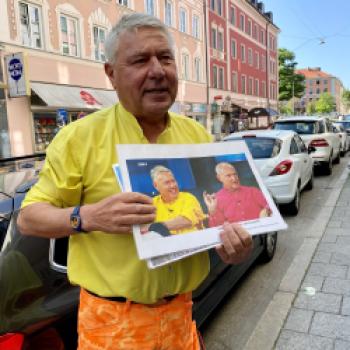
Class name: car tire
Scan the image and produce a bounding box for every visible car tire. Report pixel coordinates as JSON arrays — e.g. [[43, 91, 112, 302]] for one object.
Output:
[[323, 156, 333, 175], [305, 171, 314, 191], [260, 232, 278, 263], [334, 149, 341, 164], [286, 184, 300, 216]]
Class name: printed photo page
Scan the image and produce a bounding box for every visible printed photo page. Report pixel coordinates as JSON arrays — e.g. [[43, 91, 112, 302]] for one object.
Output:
[[117, 142, 288, 260]]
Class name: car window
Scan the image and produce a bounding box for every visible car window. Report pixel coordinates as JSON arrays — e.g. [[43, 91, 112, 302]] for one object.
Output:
[[274, 121, 316, 134], [290, 138, 299, 154], [295, 135, 307, 153], [317, 121, 325, 133], [241, 137, 281, 159]]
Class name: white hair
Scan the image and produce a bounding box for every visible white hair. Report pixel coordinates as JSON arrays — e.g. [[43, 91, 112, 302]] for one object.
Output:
[[105, 13, 174, 64], [150, 165, 173, 182], [215, 162, 235, 175]]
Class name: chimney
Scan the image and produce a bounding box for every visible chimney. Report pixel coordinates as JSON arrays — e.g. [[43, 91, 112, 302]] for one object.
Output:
[[257, 2, 265, 13], [264, 11, 273, 22]]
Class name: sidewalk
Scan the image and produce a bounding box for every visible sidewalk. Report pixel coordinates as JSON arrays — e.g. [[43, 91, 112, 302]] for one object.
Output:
[[244, 166, 350, 350]]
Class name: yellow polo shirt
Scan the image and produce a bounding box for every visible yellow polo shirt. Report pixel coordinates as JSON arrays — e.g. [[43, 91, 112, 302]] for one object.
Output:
[[153, 192, 205, 234], [22, 103, 212, 303]]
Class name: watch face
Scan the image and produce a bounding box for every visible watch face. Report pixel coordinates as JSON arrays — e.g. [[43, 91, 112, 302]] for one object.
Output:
[[71, 215, 80, 229]]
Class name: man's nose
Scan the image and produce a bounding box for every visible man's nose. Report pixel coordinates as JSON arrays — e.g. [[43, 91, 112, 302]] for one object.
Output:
[[148, 57, 165, 77]]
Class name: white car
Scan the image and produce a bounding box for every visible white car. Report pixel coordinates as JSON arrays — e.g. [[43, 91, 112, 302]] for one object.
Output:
[[332, 123, 349, 156], [224, 130, 314, 215], [273, 116, 341, 175]]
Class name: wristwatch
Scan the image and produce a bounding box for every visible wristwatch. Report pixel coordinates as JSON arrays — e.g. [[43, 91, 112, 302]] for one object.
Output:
[[70, 206, 87, 233]]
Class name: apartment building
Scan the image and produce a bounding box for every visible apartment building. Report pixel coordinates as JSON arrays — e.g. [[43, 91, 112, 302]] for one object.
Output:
[[0, 0, 207, 157], [296, 67, 344, 114], [207, 0, 279, 134]]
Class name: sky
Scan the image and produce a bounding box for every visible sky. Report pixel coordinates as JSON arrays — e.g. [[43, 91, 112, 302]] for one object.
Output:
[[263, 0, 350, 89]]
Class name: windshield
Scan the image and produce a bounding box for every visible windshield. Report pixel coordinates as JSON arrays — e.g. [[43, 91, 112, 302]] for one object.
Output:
[[274, 121, 316, 134], [240, 137, 282, 159], [335, 121, 350, 129]]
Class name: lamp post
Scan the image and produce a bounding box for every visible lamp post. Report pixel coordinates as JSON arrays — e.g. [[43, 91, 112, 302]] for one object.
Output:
[[292, 79, 295, 115]]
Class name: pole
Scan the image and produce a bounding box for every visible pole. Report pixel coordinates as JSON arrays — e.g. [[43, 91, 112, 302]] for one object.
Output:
[[292, 79, 295, 115]]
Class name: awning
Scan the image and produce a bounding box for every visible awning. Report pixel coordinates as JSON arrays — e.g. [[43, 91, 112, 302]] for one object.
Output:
[[31, 82, 117, 109], [248, 107, 279, 117]]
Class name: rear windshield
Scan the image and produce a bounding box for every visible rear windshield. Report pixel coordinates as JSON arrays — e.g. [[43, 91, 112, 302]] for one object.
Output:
[[274, 121, 316, 134], [335, 121, 350, 129], [241, 137, 282, 159]]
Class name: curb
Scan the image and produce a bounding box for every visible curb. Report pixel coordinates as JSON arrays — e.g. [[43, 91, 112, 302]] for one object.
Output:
[[243, 167, 349, 350]]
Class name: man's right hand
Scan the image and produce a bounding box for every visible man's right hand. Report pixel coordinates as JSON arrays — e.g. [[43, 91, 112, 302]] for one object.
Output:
[[81, 192, 156, 234], [203, 191, 217, 214]]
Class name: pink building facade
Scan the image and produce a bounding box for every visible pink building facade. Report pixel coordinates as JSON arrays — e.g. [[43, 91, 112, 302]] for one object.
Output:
[[0, 0, 207, 157], [207, 0, 279, 135]]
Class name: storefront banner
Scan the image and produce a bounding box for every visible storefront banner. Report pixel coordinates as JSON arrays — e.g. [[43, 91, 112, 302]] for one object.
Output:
[[5, 52, 30, 98]]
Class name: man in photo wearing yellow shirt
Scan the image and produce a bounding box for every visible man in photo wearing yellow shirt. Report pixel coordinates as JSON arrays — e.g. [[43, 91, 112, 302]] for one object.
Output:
[[17, 13, 253, 350]]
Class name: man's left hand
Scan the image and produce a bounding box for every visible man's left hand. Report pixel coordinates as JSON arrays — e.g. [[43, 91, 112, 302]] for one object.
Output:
[[216, 222, 253, 264]]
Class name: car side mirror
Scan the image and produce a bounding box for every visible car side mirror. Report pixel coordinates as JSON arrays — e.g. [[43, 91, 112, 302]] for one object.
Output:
[[308, 145, 316, 154]]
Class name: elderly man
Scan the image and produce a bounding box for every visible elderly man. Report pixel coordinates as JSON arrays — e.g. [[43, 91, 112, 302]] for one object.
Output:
[[17, 13, 253, 350], [148, 165, 205, 235], [204, 162, 271, 227]]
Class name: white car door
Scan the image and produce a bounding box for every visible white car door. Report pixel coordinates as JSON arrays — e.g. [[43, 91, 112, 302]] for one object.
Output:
[[294, 135, 313, 188]]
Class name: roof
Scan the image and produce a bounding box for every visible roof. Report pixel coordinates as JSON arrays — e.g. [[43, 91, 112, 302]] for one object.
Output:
[[224, 129, 296, 141], [296, 68, 332, 79], [275, 116, 324, 122]]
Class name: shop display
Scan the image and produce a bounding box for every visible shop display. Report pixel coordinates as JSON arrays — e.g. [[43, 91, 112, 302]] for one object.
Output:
[[34, 117, 58, 152]]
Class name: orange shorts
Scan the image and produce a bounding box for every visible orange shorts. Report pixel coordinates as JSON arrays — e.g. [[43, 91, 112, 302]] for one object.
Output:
[[77, 289, 201, 350]]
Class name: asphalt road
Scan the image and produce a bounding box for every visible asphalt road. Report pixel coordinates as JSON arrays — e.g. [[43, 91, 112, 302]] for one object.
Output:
[[201, 155, 349, 350]]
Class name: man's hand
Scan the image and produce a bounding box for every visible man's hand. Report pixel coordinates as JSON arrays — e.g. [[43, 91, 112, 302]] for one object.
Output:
[[81, 192, 156, 233], [203, 191, 217, 214], [215, 222, 253, 264]]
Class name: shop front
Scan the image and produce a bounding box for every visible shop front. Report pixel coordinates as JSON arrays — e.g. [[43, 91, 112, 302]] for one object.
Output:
[[183, 103, 208, 128]]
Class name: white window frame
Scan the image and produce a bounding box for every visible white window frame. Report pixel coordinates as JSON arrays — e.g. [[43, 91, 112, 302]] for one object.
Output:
[[145, 0, 155, 16], [248, 77, 253, 95], [181, 52, 189, 80], [230, 6, 235, 25], [218, 31, 224, 52], [211, 27, 217, 49], [93, 25, 106, 62], [248, 48, 253, 66], [60, 13, 79, 57], [241, 44, 245, 63], [219, 67, 224, 89], [19, 1, 43, 49], [213, 65, 218, 88], [117, 0, 129, 6], [217, 0, 222, 15], [255, 78, 259, 96], [241, 74, 246, 94], [232, 71, 238, 92], [255, 51, 259, 69], [239, 14, 245, 31], [192, 14, 200, 39], [231, 39, 237, 58], [247, 18, 252, 35], [164, 0, 173, 27], [194, 57, 201, 82], [179, 7, 187, 33]]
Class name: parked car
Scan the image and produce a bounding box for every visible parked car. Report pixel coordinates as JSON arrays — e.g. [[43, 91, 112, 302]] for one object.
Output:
[[273, 116, 341, 175], [0, 162, 278, 350], [224, 130, 314, 215], [333, 120, 350, 137], [332, 123, 349, 156]]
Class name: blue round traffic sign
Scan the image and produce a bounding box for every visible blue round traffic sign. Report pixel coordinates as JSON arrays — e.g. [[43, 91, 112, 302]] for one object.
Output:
[[8, 58, 23, 81]]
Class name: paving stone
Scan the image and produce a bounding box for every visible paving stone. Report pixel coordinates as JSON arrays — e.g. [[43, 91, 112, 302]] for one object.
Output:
[[321, 234, 337, 243], [284, 308, 313, 332], [275, 330, 333, 350], [337, 236, 350, 245], [308, 262, 347, 278], [325, 227, 350, 236], [311, 312, 350, 341], [342, 297, 350, 316], [301, 274, 324, 292], [335, 339, 350, 350], [318, 242, 349, 254], [294, 292, 341, 313], [323, 278, 350, 296], [312, 252, 332, 265], [327, 220, 342, 228], [331, 252, 350, 266]]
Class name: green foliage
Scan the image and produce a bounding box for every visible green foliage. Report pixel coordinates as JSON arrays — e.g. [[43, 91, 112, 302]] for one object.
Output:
[[315, 93, 336, 114], [279, 100, 293, 115], [342, 89, 350, 109], [278, 48, 305, 101], [306, 101, 317, 115]]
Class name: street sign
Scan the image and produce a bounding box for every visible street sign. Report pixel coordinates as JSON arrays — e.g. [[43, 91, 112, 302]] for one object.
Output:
[[4, 52, 30, 97]]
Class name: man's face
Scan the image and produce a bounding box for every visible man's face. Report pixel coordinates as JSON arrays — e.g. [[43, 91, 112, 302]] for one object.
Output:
[[105, 27, 178, 120], [154, 172, 179, 203], [217, 165, 240, 191]]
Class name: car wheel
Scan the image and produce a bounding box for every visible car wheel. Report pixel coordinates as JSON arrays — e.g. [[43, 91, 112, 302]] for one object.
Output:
[[323, 156, 333, 175], [260, 232, 278, 263], [305, 171, 314, 191], [286, 184, 300, 216], [334, 149, 341, 164]]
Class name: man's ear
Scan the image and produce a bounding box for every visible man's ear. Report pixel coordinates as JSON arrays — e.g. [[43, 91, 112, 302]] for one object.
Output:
[[104, 63, 117, 90]]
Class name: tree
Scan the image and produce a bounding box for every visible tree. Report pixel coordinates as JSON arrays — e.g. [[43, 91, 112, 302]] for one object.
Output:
[[342, 89, 350, 111], [306, 101, 317, 115], [278, 48, 305, 101], [279, 100, 293, 115], [315, 93, 336, 114]]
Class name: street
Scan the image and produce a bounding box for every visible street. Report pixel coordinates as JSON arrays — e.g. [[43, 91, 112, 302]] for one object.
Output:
[[201, 155, 349, 350]]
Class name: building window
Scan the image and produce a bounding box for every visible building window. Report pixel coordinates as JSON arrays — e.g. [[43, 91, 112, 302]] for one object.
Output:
[[218, 31, 223, 51], [213, 66, 218, 88], [211, 28, 217, 49], [219, 67, 224, 89], [241, 75, 246, 94], [255, 79, 259, 96], [253, 24, 257, 39], [248, 77, 253, 95], [217, 0, 222, 15], [260, 30, 264, 45], [19, 2, 42, 49], [261, 54, 266, 71], [247, 19, 252, 35], [179, 8, 187, 33], [255, 51, 259, 69], [241, 44, 245, 62], [239, 14, 245, 31], [93, 26, 106, 62], [146, 0, 155, 16], [60, 14, 79, 56], [232, 71, 238, 92], [231, 39, 237, 58], [230, 7, 235, 25], [192, 15, 200, 39], [194, 57, 201, 82], [165, 0, 173, 26], [181, 53, 189, 80], [261, 81, 266, 97], [117, 0, 129, 6], [248, 48, 253, 66], [323, 88, 328, 93], [210, 0, 215, 11]]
